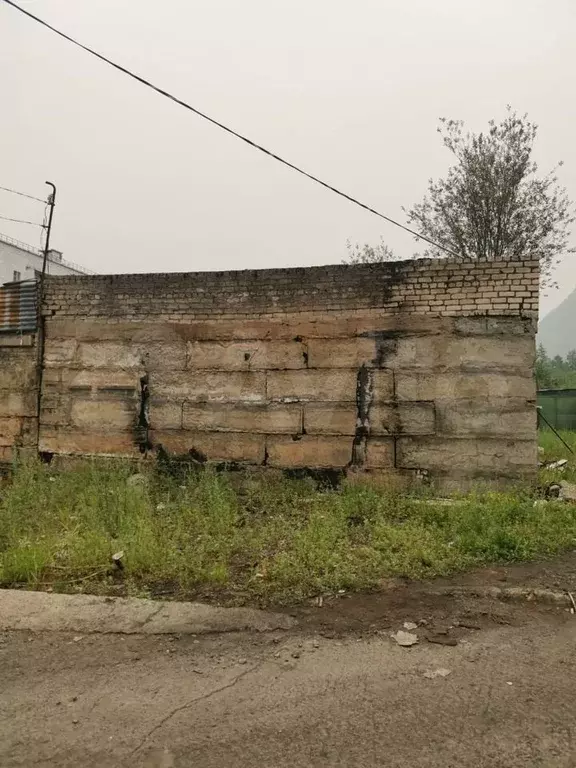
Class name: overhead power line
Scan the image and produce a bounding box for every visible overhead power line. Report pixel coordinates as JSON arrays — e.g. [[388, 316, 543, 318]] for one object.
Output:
[[2, 0, 457, 257], [0, 214, 44, 227], [0, 184, 46, 203]]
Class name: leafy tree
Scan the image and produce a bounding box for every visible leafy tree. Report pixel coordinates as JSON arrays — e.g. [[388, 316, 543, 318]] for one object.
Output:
[[343, 238, 395, 265], [535, 345, 576, 389], [536, 344, 555, 389], [566, 350, 576, 370], [406, 108, 575, 287]]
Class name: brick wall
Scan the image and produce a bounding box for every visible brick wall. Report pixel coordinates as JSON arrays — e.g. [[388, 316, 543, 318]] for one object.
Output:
[[0, 335, 38, 465], [42, 258, 539, 319], [35, 257, 539, 489]]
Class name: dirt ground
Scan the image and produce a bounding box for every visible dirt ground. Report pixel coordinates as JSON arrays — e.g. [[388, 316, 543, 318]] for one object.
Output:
[[285, 549, 576, 635], [2, 555, 576, 767]]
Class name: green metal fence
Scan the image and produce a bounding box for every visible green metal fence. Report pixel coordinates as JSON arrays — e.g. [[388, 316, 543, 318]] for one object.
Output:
[[537, 389, 576, 431]]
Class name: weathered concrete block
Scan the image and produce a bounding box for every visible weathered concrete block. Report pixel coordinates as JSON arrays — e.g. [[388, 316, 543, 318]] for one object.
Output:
[[485, 317, 536, 335], [0, 334, 34, 348], [0, 391, 36, 418], [304, 404, 357, 435], [150, 430, 265, 463], [44, 339, 77, 366], [306, 338, 378, 368], [39, 368, 63, 393], [63, 370, 140, 393], [45, 319, 106, 341], [396, 437, 537, 473], [443, 337, 534, 371], [309, 335, 535, 372], [453, 317, 535, 336], [0, 352, 37, 390], [40, 394, 72, 427], [0, 446, 14, 462], [169, 312, 453, 342], [307, 334, 503, 370], [149, 402, 183, 430], [152, 371, 266, 403], [38, 428, 138, 456], [267, 370, 394, 402], [70, 400, 137, 430], [384, 337, 441, 369], [396, 372, 536, 402], [308, 335, 533, 372], [452, 317, 488, 335], [46, 319, 179, 343], [0, 417, 23, 446], [187, 341, 305, 370], [79, 342, 142, 369], [266, 436, 352, 468], [78, 342, 187, 371], [267, 370, 358, 402], [436, 399, 536, 439], [139, 343, 187, 371], [42, 370, 138, 399], [366, 438, 395, 468], [372, 371, 396, 401], [371, 403, 436, 436], [303, 403, 434, 436], [183, 403, 302, 433]]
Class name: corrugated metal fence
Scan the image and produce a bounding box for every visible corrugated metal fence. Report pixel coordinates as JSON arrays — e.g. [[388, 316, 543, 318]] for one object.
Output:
[[538, 388, 576, 431], [0, 280, 38, 334]]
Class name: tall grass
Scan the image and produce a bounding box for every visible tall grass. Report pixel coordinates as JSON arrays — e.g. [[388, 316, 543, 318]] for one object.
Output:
[[538, 428, 576, 461], [538, 428, 576, 487], [1, 458, 576, 604]]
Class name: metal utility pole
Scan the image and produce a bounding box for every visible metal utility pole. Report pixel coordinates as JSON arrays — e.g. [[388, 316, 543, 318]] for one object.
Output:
[[36, 181, 57, 455], [41, 181, 56, 280]]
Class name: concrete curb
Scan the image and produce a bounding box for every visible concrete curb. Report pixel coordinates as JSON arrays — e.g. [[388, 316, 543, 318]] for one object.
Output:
[[0, 589, 295, 635], [431, 585, 574, 606]]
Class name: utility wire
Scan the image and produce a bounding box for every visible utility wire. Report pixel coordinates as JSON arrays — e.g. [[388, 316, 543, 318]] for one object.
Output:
[[0, 214, 45, 227], [0, 184, 46, 203], [2, 0, 458, 257]]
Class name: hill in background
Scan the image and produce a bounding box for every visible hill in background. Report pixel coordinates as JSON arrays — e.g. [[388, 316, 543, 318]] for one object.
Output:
[[538, 289, 576, 358]]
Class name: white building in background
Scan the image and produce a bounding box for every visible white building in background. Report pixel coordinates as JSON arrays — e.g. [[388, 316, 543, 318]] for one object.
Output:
[[0, 232, 90, 285]]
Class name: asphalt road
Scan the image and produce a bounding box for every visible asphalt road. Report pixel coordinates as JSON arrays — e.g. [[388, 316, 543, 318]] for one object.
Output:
[[1, 600, 576, 768]]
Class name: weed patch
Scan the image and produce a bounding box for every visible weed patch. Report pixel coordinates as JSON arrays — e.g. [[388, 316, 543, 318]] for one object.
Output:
[[1, 459, 576, 604]]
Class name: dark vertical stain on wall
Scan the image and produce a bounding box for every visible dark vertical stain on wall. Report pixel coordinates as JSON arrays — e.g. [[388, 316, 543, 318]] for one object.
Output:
[[135, 374, 151, 453], [294, 336, 309, 367], [350, 364, 374, 467]]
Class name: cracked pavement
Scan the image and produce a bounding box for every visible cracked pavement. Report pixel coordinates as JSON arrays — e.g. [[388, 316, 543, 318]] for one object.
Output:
[[2, 596, 576, 768]]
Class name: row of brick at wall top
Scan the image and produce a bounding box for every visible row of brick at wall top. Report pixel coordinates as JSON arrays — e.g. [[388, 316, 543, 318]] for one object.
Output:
[[42, 257, 540, 285], [42, 258, 540, 318]]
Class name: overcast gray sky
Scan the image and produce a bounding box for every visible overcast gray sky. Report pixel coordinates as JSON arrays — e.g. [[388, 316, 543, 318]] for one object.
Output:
[[1, 0, 574, 315]]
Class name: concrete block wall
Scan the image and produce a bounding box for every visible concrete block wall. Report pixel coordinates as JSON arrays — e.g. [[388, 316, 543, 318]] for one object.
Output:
[[35, 257, 539, 488], [0, 335, 38, 464]]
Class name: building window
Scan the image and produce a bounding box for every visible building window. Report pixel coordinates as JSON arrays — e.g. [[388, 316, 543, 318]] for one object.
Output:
[[12, 270, 21, 282]]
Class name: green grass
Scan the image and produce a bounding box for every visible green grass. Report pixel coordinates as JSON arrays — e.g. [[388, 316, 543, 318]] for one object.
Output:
[[538, 428, 576, 461], [538, 428, 576, 486], [1, 455, 576, 605]]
